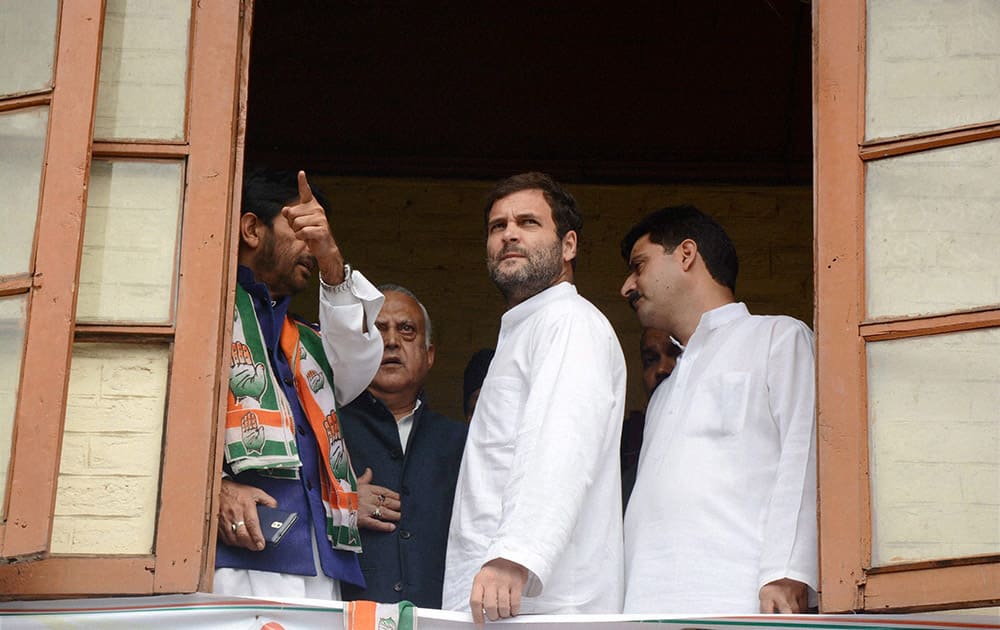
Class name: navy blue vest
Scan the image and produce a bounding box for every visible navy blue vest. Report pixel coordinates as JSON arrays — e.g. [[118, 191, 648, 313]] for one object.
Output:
[[339, 391, 467, 607]]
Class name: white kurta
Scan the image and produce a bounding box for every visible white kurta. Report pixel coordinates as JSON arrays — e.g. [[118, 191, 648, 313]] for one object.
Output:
[[443, 282, 627, 614], [623, 302, 817, 614]]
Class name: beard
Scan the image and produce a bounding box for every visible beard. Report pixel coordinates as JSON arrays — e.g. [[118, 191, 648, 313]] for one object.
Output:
[[488, 238, 564, 305], [255, 231, 315, 298]]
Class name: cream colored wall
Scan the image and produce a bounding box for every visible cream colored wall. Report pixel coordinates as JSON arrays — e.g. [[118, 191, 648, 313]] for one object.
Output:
[[866, 0, 1000, 140], [52, 344, 168, 554], [863, 0, 1000, 571], [299, 175, 814, 421]]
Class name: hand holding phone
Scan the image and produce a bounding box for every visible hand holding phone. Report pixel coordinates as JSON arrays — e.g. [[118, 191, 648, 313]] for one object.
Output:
[[257, 504, 299, 546]]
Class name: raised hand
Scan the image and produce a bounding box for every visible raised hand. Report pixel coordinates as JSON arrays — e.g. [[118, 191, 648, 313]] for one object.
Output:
[[281, 170, 345, 284]]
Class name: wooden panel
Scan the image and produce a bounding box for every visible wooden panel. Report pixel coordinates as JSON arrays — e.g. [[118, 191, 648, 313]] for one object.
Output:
[[0, 93, 51, 113], [813, 0, 868, 612], [0, 557, 154, 595], [860, 121, 1000, 162], [200, 0, 254, 593], [0, 276, 34, 297], [864, 562, 1000, 612], [862, 309, 1000, 342], [0, 0, 104, 561], [151, 0, 245, 593], [92, 141, 190, 158]]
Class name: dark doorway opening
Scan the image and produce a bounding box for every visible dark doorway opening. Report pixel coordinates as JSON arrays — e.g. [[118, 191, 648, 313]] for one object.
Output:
[[243, 0, 813, 418]]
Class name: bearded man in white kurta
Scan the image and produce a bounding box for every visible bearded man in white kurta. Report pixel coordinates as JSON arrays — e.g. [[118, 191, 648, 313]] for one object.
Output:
[[619, 205, 817, 614], [444, 173, 627, 622]]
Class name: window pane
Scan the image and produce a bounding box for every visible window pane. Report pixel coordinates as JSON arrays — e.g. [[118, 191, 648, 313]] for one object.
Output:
[[868, 328, 1000, 566], [865, 138, 1000, 319], [0, 106, 48, 277], [51, 343, 168, 555], [0, 0, 58, 97], [866, 0, 1000, 140], [77, 160, 183, 324], [94, 0, 191, 140], [0, 295, 29, 519]]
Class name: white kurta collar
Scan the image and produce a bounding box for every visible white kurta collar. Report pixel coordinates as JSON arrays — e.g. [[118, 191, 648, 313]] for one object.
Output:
[[687, 301, 750, 349], [498, 282, 576, 339]]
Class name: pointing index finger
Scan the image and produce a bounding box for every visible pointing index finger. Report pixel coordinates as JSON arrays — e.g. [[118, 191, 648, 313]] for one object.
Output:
[[297, 170, 314, 204]]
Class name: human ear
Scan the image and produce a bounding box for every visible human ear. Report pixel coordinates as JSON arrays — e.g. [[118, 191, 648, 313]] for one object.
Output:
[[678, 239, 698, 271], [239, 213, 262, 249], [561, 230, 578, 263]]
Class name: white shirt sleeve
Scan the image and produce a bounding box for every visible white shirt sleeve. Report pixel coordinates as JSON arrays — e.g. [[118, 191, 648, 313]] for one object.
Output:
[[757, 320, 819, 594], [317, 268, 384, 406], [485, 310, 624, 595]]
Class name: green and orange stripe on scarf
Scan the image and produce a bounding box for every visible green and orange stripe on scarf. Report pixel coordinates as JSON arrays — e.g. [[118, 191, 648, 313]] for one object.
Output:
[[224, 284, 361, 552]]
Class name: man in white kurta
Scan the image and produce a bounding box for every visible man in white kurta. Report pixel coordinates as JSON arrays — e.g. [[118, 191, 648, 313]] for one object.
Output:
[[444, 173, 627, 620], [624, 303, 816, 612], [619, 205, 817, 614]]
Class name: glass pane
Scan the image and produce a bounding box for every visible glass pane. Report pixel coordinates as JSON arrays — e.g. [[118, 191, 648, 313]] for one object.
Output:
[[0, 106, 48, 277], [0, 0, 58, 97], [94, 0, 191, 140], [869, 328, 1000, 566], [865, 138, 1000, 319], [77, 160, 183, 324], [0, 295, 29, 519], [866, 0, 1000, 140], [51, 342, 168, 555]]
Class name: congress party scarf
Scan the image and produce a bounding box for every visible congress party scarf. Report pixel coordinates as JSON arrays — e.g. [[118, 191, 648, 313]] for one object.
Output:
[[225, 284, 361, 551], [344, 600, 417, 630]]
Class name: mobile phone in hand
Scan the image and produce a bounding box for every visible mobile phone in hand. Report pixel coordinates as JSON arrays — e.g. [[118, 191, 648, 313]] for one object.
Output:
[[257, 505, 298, 546]]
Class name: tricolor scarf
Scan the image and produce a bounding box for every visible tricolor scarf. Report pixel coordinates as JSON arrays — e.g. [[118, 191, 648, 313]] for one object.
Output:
[[225, 284, 361, 552], [344, 601, 417, 630]]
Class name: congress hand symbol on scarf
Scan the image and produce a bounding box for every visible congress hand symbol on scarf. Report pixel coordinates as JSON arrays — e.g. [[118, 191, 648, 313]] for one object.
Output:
[[224, 284, 361, 551]]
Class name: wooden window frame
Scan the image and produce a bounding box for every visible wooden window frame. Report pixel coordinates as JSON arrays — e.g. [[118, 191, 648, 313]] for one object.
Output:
[[0, 0, 103, 562], [814, 0, 1000, 613], [0, 0, 247, 595]]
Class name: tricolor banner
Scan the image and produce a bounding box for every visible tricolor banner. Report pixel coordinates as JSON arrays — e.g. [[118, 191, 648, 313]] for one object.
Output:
[[0, 594, 995, 630]]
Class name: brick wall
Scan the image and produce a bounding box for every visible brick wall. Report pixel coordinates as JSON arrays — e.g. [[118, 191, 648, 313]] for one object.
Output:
[[866, 0, 1000, 139], [51, 343, 168, 554], [297, 176, 814, 421]]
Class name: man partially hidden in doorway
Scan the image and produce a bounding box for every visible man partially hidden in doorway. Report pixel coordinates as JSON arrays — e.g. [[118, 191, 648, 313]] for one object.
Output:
[[214, 168, 384, 599], [619, 205, 817, 614], [621, 327, 682, 510]]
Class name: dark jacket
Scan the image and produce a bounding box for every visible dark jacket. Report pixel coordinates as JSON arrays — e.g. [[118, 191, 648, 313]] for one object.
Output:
[[339, 391, 467, 607]]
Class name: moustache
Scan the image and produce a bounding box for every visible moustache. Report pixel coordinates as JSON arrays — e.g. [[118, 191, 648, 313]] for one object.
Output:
[[626, 290, 641, 310], [495, 245, 527, 260], [297, 256, 317, 272]]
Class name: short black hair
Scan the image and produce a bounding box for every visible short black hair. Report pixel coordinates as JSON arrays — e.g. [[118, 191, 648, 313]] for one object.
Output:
[[621, 205, 738, 293], [483, 172, 582, 241], [241, 167, 331, 225], [483, 172, 582, 270]]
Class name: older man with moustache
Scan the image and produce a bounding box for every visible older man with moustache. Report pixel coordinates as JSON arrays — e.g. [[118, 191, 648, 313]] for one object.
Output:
[[444, 172, 627, 622], [338, 285, 467, 608]]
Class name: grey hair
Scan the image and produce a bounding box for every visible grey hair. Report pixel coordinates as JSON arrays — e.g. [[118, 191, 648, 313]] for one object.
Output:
[[378, 283, 433, 349]]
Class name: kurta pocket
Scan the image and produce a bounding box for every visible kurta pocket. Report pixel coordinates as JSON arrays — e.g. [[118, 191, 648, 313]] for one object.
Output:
[[685, 371, 751, 437]]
